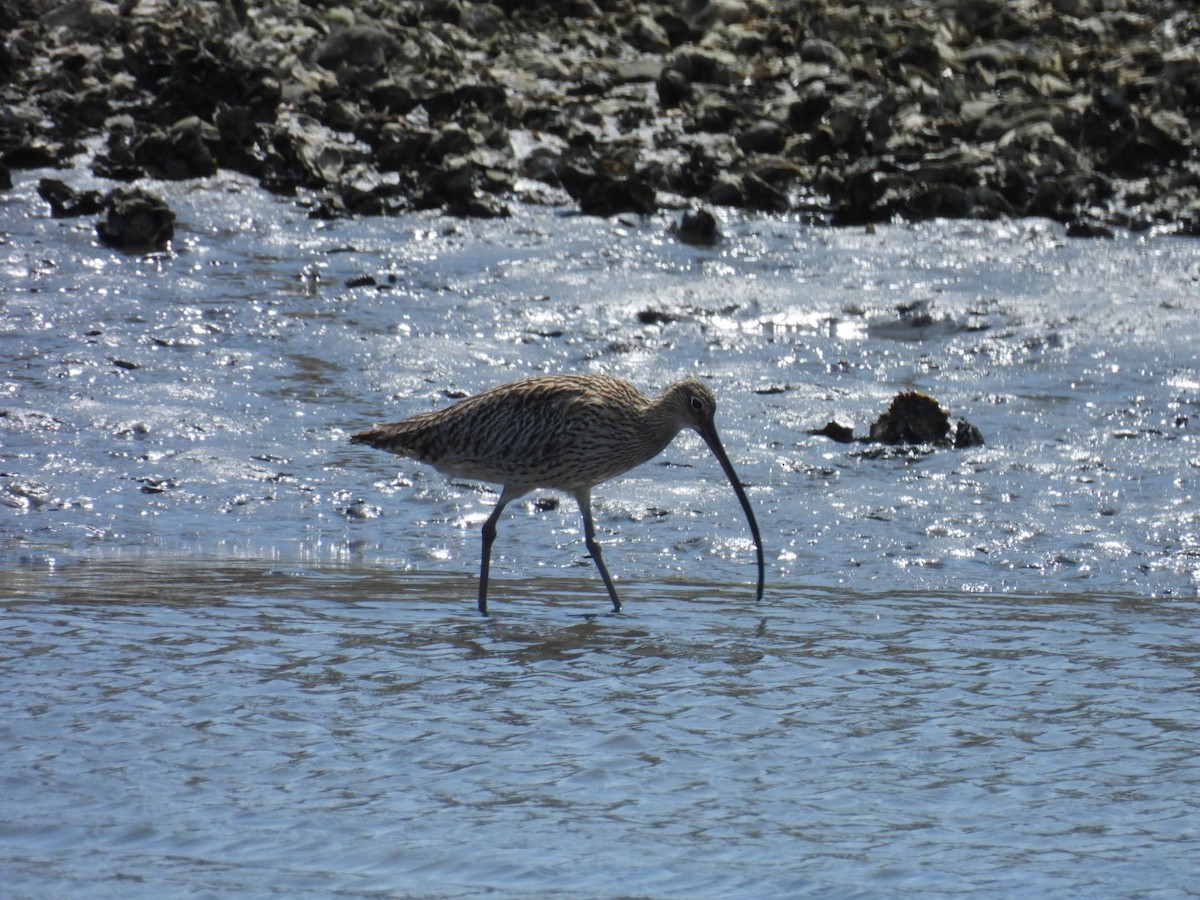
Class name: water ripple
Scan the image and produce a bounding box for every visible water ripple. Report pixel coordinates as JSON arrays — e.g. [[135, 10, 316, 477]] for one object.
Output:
[[2, 561, 1198, 897]]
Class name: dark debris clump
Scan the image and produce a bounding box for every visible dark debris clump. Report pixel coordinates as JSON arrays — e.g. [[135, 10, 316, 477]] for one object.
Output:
[[813, 391, 984, 449]]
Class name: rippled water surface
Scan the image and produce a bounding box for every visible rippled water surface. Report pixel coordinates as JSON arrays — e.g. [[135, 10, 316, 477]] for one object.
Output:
[[2, 170, 1199, 896]]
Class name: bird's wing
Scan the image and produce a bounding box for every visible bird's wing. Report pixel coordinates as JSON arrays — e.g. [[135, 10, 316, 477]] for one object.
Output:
[[388, 379, 598, 483]]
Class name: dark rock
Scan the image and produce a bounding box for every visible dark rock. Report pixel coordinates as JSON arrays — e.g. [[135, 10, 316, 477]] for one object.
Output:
[[705, 175, 747, 208], [737, 120, 786, 154], [306, 196, 348, 220], [656, 66, 692, 108], [96, 186, 175, 251], [710, 171, 789, 214], [869, 392, 952, 446], [671, 207, 720, 245], [519, 146, 565, 185], [314, 26, 399, 73], [787, 84, 834, 133], [2, 142, 65, 170], [629, 15, 671, 53], [671, 47, 744, 86], [3, 0, 1198, 230], [458, 3, 505, 36], [637, 308, 678, 326], [799, 38, 849, 68], [365, 77, 421, 116], [37, 178, 103, 217], [142, 42, 281, 127], [812, 392, 983, 449], [688, 93, 744, 133], [428, 123, 476, 160], [1065, 218, 1114, 239], [742, 172, 791, 213], [811, 421, 855, 443], [92, 125, 144, 181], [133, 118, 219, 180], [375, 125, 435, 172], [429, 157, 512, 218], [561, 161, 656, 216], [336, 182, 412, 217], [954, 419, 985, 449]]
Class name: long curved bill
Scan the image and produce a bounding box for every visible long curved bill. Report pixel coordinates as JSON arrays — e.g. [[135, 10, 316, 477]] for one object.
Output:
[[698, 422, 765, 601]]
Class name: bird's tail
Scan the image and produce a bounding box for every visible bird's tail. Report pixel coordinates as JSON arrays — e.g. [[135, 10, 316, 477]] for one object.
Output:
[[350, 422, 430, 459], [350, 425, 398, 450]]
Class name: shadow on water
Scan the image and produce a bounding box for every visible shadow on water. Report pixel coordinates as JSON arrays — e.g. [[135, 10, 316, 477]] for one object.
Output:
[[4, 553, 1186, 667], [0, 553, 749, 609], [2, 551, 1182, 611], [0, 553, 777, 656]]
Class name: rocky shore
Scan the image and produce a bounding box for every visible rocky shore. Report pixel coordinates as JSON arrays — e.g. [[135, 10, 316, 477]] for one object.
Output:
[[3, 0, 1198, 235]]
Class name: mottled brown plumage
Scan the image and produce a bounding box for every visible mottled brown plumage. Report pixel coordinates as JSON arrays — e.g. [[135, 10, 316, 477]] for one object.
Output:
[[351, 374, 764, 615]]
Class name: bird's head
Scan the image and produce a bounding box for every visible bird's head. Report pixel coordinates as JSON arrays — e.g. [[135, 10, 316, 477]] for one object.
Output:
[[668, 378, 718, 436]]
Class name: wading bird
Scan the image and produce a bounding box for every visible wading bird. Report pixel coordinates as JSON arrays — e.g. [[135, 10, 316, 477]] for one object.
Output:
[[351, 374, 764, 615]]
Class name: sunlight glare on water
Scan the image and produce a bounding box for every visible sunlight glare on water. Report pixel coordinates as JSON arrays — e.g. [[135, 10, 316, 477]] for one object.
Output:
[[2, 169, 1200, 896]]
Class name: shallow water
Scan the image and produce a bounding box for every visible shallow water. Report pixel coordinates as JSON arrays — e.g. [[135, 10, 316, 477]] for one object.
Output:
[[2, 169, 1199, 896], [3, 560, 1198, 898]]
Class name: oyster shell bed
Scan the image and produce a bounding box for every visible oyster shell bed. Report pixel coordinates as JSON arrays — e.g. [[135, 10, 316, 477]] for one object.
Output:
[[3, 0, 1197, 232]]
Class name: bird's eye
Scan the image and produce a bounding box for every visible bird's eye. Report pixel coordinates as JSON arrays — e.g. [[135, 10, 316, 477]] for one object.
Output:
[[690, 394, 705, 412]]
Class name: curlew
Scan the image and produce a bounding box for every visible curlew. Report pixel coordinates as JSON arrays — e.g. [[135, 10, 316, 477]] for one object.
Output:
[[350, 374, 764, 615]]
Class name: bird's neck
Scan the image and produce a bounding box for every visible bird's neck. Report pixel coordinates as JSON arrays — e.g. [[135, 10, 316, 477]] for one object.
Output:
[[639, 396, 684, 457]]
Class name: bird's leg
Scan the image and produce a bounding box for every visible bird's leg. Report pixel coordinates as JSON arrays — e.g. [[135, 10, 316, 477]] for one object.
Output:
[[574, 490, 622, 613], [478, 488, 517, 616]]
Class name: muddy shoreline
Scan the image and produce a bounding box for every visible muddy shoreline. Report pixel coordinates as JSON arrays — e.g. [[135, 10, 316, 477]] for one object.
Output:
[[3, 0, 1198, 234]]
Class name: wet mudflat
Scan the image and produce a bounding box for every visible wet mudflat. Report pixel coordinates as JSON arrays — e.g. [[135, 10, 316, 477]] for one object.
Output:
[[2, 168, 1200, 896]]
